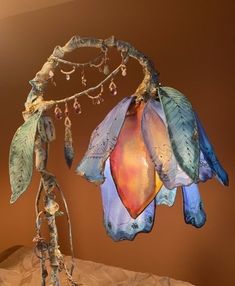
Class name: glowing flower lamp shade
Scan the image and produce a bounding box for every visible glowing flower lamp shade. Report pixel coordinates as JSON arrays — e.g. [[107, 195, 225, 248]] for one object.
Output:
[[77, 86, 228, 241]]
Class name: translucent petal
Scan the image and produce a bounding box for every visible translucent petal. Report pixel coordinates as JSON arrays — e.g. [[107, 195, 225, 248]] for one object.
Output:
[[182, 184, 206, 228], [110, 102, 162, 218], [199, 151, 213, 182], [155, 185, 177, 207], [76, 97, 133, 184], [101, 158, 156, 241], [141, 98, 193, 189], [195, 113, 229, 186]]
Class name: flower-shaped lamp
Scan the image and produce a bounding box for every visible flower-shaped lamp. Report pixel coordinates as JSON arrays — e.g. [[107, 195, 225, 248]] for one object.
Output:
[[77, 87, 228, 241]]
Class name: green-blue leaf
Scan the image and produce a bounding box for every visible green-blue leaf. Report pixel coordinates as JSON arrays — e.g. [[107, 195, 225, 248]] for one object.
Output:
[[9, 112, 41, 203], [158, 86, 200, 181]]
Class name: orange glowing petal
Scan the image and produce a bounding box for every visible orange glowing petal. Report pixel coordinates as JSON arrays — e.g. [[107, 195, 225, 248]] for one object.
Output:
[[110, 102, 162, 218], [155, 171, 163, 196]]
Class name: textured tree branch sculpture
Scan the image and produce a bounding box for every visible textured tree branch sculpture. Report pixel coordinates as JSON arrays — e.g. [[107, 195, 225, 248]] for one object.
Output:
[[9, 35, 160, 286], [9, 35, 228, 286]]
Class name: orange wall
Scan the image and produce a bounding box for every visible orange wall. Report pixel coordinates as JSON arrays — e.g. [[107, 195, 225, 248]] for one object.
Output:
[[0, 1, 234, 285]]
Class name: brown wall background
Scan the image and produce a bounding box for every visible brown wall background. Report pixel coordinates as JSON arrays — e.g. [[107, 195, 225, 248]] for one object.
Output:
[[0, 1, 234, 285]]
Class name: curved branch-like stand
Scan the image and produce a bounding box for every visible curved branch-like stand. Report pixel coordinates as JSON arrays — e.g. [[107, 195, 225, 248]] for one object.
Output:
[[9, 33, 228, 286], [25, 35, 159, 113], [25, 36, 160, 286]]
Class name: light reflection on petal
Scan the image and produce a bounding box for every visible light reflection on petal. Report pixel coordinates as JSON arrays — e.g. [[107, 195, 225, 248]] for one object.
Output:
[[199, 151, 213, 182], [76, 96, 133, 184], [110, 102, 162, 218], [101, 158, 156, 241]]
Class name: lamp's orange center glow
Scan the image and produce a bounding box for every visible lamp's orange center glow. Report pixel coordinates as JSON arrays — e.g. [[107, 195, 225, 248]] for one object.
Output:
[[110, 102, 162, 218]]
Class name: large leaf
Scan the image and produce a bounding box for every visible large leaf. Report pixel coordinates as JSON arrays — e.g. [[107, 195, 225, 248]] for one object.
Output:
[[9, 112, 41, 203], [158, 86, 200, 181]]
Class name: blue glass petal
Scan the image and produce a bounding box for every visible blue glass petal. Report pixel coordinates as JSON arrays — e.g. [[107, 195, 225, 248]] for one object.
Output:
[[76, 97, 133, 184], [182, 184, 206, 228], [195, 113, 229, 186], [199, 151, 213, 182], [100, 158, 156, 241], [155, 185, 177, 207]]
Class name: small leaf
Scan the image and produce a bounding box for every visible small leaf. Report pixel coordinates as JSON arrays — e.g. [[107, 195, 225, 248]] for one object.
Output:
[[9, 112, 41, 203], [64, 122, 74, 169], [158, 87, 200, 181]]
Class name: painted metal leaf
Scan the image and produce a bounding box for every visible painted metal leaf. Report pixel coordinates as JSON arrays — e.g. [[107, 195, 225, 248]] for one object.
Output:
[[155, 185, 177, 207], [110, 102, 162, 218], [9, 112, 41, 203], [141, 98, 193, 189], [158, 87, 200, 181], [76, 96, 133, 184], [64, 120, 74, 169], [64, 129, 74, 168], [195, 113, 229, 186], [182, 183, 206, 228], [101, 158, 156, 241]]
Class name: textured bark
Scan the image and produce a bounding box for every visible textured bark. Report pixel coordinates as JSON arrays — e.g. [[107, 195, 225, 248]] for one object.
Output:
[[34, 138, 77, 285], [42, 171, 62, 286], [46, 211, 60, 286], [34, 138, 62, 285]]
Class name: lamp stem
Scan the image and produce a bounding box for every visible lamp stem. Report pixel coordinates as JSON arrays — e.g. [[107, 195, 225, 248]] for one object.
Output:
[[34, 137, 77, 285]]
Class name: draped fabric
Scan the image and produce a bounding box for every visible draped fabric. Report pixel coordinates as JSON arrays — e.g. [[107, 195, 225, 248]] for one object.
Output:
[[0, 246, 195, 286]]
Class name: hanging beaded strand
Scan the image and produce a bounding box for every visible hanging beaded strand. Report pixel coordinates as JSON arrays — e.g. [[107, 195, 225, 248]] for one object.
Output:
[[81, 68, 87, 86], [54, 104, 63, 120], [97, 84, 104, 104], [64, 102, 75, 169], [73, 97, 82, 114], [60, 66, 76, 81], [86, 84, 104, 105], [109, 78, 117, 96]]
